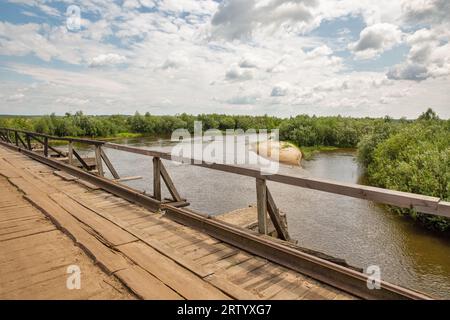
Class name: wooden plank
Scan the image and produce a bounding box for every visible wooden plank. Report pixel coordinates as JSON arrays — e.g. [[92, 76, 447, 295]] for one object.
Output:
[[159, 161, 182, 202], [100, 149, 120, 179], [16, 133, 27, 149], [184, 242, 224, 261], [0, 224, 55, 242], [24, 194, 130, 274], [0, 230, 65, 254], [0, 211, 41, 223], [77, 179, 101, 190], [72, 149, 91, 171], [58, 192, 214, 278], [205, 274, 260, 300], [43, 136, 48, 157], [256, 178, 268, 234], [94, 146, 104, 177], [266, 187, 290, 241], [195, 246, 239, 266], [241, 264, 284, 291], [9, 176, 57, 196], [54, 170, 78, 181], [153, 157, 161, 201], [225, 257, 268, 282], [0, 249, 71, 275], [117, 242, 230, 299], [49, 193, 138, 246], [115, 265, 182, 300], [0, 216, 44, 231], [438, 201, 450, 218], [203, 252, 252, 272], [68, 141, 73, 165], [269, 280, 311, 300], [113, 176, 143, 183]]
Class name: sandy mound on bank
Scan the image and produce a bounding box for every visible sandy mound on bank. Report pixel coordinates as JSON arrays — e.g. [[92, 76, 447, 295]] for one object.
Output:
[[254, 141, 302, 166]]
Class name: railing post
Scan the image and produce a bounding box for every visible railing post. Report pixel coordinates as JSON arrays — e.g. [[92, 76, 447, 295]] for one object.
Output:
[[256, 177, 268, 235], [44, 137, 48, 157], [94, 145, 104, 177], [26, 133, 31, 150], [14, 131, 18, 146], [68, 141, 73, 165], [153, 157, 161, 201]]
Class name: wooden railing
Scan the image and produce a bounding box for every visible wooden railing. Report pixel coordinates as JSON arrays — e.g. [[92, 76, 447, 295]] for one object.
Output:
[[1, 127, 449, 242]]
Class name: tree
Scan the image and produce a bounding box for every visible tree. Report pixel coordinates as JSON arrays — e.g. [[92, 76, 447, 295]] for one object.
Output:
[[418, 108, 439, 121]]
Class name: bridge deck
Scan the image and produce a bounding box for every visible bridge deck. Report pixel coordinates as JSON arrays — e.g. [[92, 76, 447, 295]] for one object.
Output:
[[0, 174, 135, 299], [0, 145, 355, 300]]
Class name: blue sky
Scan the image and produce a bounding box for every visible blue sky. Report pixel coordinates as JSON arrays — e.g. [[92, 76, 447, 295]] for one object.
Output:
[[0, 0, 449, 118]]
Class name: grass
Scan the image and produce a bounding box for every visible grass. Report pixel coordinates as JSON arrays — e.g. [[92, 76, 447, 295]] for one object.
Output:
[[286, 142, 339, 160]]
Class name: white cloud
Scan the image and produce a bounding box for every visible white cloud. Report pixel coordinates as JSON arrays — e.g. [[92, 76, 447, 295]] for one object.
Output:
[[387, 27, 450, 81], [225, 65, 253, 81], [306, 45, 333, 58], [161, 52, 189, 70], [55, 97, 90, 106], [6, 93, 25, 102], [402, 0, 450, 25], [226, 94, 259, 105], [0, 0, 449, 118], [349, 23, 403, 59], [271, 83, 290, 97], [211, 0, 318, 40], [239, 57, 259, 68], [89, 53, 127, 67]]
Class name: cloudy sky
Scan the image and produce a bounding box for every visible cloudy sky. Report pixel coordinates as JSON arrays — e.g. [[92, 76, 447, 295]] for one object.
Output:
[[0, 0, 449, 118]]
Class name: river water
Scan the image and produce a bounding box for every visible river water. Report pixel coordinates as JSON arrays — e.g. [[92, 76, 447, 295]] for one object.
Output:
[[90, 136, 450, 299]]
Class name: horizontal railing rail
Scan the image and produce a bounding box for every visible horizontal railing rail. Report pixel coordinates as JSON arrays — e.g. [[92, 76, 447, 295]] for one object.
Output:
[[0, 127, 105, 145], [104, 142, 450, 218]]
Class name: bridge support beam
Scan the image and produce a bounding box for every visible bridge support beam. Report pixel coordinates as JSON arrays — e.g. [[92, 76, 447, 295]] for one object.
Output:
[[256, 177, 291, 241], [256, 178, 268, 235], [153, 157, 184, 204], [94, 145, 104, 177], [153, 157, 162, 201]]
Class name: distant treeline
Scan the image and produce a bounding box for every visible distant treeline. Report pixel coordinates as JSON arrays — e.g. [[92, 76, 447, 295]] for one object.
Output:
[[0, 111, 409, 147], [1, 109, 449, 231]]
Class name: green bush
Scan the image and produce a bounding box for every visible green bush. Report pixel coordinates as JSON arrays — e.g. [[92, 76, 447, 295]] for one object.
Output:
[[363, 120, 450, 231]]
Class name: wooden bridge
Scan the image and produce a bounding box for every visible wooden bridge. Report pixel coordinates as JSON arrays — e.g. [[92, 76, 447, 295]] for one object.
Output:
[[0, 127, 449, 300]]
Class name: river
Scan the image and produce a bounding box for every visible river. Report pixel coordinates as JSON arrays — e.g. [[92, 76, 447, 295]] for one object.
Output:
[[81, 135, 450, 299]]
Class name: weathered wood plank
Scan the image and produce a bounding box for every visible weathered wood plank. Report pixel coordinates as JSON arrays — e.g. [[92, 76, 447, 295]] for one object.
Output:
[[56, 191, 214, 278], [100, 148, 120, 179], [159, 160, 182, 202], [54, 170, 78, 181], [153, 157, 161, 201], [117, 241, 230, 299], [256, 178, 268, 234], [205, 274, 261, 300], [94, 146, 104, 177], [24, 194, 130, 274], [49, 193, 138, 246], [266, 187, 290, 241], [115, 265, 183, 300]]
